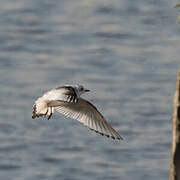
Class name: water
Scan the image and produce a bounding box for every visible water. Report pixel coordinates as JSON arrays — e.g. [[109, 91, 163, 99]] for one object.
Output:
[[0, 0, 179, 179]]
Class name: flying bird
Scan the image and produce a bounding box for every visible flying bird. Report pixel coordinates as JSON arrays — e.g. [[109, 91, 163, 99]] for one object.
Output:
[[32, 85, 123, 140]]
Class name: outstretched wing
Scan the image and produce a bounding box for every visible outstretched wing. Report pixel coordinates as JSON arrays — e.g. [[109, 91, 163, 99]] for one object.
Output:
[[53, 98, 123, 140]]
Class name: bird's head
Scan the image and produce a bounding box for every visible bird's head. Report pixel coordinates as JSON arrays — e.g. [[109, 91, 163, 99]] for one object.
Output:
[[75, 85, 90, 96]]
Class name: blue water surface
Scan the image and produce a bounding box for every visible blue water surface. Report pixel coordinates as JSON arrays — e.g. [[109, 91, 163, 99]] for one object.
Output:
[[0, 0, 179, 180]]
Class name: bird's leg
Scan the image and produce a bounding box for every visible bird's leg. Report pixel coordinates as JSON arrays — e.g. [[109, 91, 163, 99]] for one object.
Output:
[[45, 109, 48, 115], [47, 107, 52, 120], [47, 113, 52, 120]]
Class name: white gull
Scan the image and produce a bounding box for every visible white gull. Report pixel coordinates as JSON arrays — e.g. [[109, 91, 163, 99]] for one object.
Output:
[[32, 84, 123, 140]]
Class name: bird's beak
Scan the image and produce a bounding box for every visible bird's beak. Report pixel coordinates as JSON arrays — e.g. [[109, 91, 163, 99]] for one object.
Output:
[[85, 89, 90, 92]]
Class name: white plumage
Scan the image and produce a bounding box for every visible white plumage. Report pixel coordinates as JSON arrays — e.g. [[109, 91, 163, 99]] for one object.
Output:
[[32, 85, 123, 140]]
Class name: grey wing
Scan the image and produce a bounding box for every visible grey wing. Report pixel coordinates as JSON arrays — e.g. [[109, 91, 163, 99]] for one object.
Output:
[[54, 98, 123, 140]]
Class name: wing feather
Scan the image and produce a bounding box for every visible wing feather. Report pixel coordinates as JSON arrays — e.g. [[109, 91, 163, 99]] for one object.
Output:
[[49, 86, 78, 103], [54, 98, 123, 140]]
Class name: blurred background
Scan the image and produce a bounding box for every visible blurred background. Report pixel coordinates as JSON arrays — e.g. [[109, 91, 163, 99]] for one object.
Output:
[[0, 0, 180, 180]]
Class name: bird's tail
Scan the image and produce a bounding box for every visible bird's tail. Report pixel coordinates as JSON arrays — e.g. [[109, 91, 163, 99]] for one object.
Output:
[[32, 98, 53, 120]]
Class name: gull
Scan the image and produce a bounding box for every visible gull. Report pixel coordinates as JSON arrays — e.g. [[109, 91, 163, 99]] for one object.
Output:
[[32, 85, 123, 140]]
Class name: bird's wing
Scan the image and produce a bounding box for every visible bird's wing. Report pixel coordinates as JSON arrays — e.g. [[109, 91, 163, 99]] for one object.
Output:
[[45, 86, 79, 103], [54, 98, 123, 140]]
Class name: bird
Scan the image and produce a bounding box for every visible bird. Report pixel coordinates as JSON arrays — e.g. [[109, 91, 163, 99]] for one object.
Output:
[[32, 84, 123, 140]]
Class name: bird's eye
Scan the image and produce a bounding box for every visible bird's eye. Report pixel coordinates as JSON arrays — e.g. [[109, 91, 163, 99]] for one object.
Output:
[[80, 87, 83, 91]]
